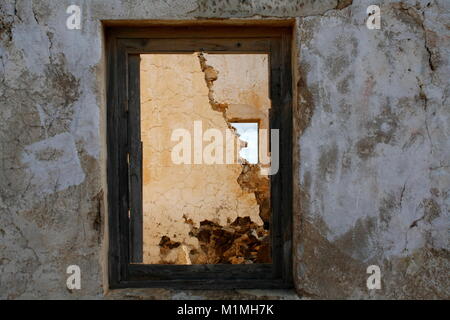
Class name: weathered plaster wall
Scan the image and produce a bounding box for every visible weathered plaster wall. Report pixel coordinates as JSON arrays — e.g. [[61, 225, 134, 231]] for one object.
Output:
[[0, 0, 448, 299], [207, 54, 272, 163], [294, 0, 449, 299], [140, 53, 269, 264]]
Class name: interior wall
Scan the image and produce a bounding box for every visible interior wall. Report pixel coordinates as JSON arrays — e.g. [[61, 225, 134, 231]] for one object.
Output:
[[140, 53, 270, 264]]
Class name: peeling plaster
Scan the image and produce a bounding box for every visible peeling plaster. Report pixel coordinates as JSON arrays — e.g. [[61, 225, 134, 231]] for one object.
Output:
[[1, 0, 449, 299]]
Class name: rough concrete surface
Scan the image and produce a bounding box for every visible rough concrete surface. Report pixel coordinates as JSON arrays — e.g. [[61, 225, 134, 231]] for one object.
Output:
[[0, 0, 448, 299]]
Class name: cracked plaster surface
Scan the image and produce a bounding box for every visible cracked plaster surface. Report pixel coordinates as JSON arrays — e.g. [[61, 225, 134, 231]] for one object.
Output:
[[0, 0, 448, 299]]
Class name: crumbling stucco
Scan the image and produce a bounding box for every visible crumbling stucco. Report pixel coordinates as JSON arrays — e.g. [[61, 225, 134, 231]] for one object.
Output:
[[0, 0, 448, 299], [140, 53, 270, 264]]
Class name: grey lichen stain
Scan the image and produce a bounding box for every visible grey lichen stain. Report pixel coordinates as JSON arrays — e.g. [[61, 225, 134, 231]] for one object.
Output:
[[391, 2, 424, 29], [379, 193, 399, 229], [356, 106, 399, 160], [17, 185, 79, 229], [295, 62, 315, 135], [340, 149, 352, 171], [337, 74, 354, 95], [298, 18, 317, 48], [318, 142, 338, 181], [387, 248, 450, 299], [40, 54, 81, 136], [333, 34, 359, 58], [191, 0, 337, 18], [421, 198, 441, 223], [326, 55, 350, 80], [35, 147, 64, 161], [410, 197, 441, 228], [0, 4, 14, 41], [334, 216, 379, 261]]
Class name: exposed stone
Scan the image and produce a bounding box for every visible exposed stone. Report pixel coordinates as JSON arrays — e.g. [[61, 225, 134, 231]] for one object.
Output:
[[188, 217, 270, 264], [198, 52, 228, 113], [158, 236, 182, 262], [237, 163, 271, 225]]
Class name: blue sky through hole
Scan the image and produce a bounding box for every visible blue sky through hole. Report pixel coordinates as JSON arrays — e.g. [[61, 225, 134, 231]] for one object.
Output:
[[231, 122, 258, 164]]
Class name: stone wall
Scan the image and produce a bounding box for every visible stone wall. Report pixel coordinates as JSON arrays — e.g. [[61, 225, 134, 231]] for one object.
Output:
[[0, 0, 448, 299]]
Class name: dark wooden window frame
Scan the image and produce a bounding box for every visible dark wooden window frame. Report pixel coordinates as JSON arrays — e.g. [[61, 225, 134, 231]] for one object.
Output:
[[106, 26, 292, 289]]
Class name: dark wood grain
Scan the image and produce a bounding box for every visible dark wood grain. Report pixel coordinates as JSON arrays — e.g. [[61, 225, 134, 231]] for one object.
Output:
[[269, 37, 283, 280], [108, 26, 290, 39], [280, 31, 293, 286], [106, 31, 120, 287], [128, 54, 143, 263], [116, 40, 130, 282], [119, 38, 271, 54]]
